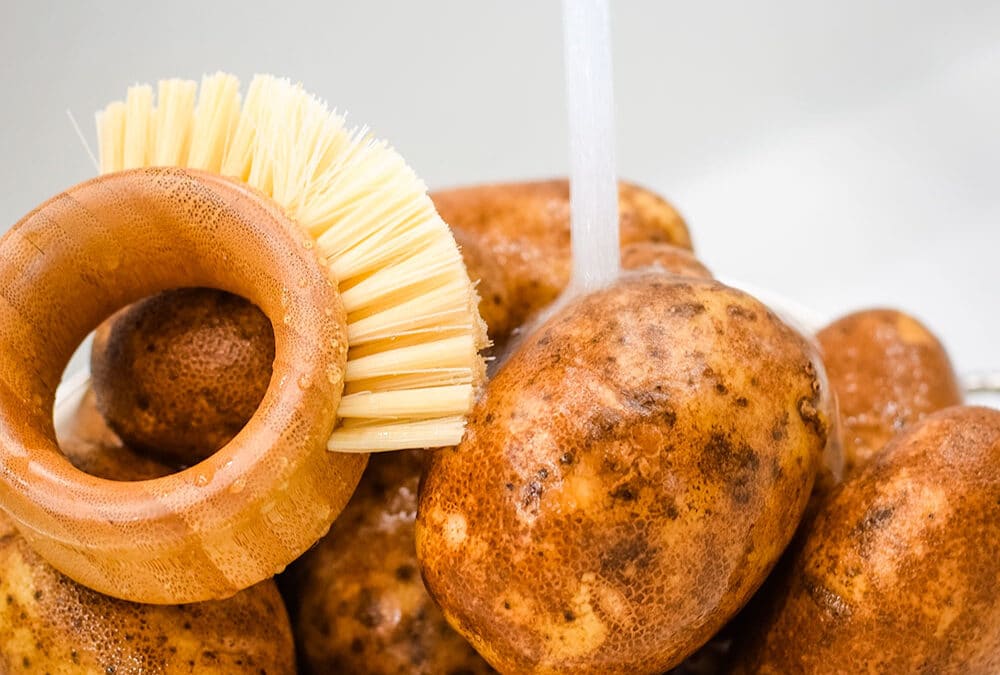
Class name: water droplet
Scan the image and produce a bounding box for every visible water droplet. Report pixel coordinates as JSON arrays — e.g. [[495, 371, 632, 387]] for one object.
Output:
[[283, 314, 292, 326], [297, 374, 314, 390], [194, 474, 209, 487], [302, 239, 314, 250], [229, 478, 246, 495]]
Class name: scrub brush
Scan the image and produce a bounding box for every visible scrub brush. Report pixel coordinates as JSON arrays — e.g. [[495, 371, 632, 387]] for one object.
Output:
[[96, 73, 488, 452]]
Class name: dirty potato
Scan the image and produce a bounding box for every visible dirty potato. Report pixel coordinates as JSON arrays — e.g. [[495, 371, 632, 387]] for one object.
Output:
[[817, 309, 962, 474], [416, 275, 831, 674], [91, 287, 275, 467], [0, 390, 296, 674], [292, 451, 493, 675], [620, 242, 711, 280], [57, 389, 173, 481], [434, 179, 692, 343], [732, 406, 1000, 674]]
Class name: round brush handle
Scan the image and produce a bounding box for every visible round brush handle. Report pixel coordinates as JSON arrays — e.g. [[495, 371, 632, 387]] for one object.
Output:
[[0, 167, 364, 604]]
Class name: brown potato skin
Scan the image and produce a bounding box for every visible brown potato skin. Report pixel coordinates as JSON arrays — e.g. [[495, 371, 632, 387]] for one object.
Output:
[[433, 180, 692, 343], [619, 242, 712, 280], [416, 275, 830, 674], [91, 287, 275, 468], [291, 451, 493, 675], [816, 309, 962, 475], [59, 390, 175, 482], [732, 406, 1000, 674], [0, 390, 295, 674]]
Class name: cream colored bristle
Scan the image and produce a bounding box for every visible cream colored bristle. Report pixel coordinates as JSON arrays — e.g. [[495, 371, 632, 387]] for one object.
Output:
[[96, 73, 488, 453], [350, 299, 474, 350], [96, 102, 126, 174], [327, 416, 468, 453], [152, 79, 197, 165], [345, 372, 474, 397], [345, 334, 477, 383], [122, 85, 153, 169], [337, 385, 473, 419], [187, 73, 241, 172]]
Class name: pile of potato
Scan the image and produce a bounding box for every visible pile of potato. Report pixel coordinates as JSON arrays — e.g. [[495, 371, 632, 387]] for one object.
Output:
[[4, 179, 996, 674]]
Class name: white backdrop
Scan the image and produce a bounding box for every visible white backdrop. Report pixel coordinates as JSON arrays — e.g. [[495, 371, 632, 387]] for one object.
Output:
[[2, 1, 997, 376]]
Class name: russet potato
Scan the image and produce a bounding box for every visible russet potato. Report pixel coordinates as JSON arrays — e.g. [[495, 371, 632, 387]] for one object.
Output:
[[0, 390, 296, 674], [416, 274, 831, 674], [291, 451, 493, 674], [817, 308, 962, 475], [732, 406, 1000, 674], [619, 242, 711, 280], [433, 179, 694, 344], [91, 287, 275, 468]]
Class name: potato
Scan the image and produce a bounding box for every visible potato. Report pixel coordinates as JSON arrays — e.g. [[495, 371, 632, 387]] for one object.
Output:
[[416, 274, 831, 674], [0, 389, 296, 673], [619, 242, 711, 279], [59, 389, 176, 482], [291, 451, 493, 674], [433, 179, 693, 343], [453, 225, 515, 343], [732, 406, 1000, 674], [817, 309, 962, 474], [91, 287, 275, 468]]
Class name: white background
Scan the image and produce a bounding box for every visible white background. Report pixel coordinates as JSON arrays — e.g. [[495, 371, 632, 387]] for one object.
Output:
[[1, 1, 997, 376]]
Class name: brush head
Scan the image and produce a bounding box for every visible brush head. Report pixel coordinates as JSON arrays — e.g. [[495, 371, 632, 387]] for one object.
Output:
[[97, 73, 487, 453]]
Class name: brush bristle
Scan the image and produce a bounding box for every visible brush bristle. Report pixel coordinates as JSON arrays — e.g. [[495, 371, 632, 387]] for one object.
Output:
[[96, 72, 488, 453]]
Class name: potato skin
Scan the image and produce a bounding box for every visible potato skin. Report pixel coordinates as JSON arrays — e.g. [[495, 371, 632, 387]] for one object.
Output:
[[732, 406, 1000, 674], [416, 275, 830, 674], [619, 242, 712, 280], [434, 180, 692, 343], [91, 287, 275, 468], [290, 451, 493, 674], [0, 390, 295, 674], [58, 389, 175, 482], [816, 309, 962, 475]]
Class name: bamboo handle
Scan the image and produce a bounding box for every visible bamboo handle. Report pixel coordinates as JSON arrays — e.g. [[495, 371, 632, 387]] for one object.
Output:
[[0, 167, 366, 604]]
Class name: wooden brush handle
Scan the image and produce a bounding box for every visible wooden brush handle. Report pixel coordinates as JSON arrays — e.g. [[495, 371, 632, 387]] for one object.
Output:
[[0, 168, 366, 604]]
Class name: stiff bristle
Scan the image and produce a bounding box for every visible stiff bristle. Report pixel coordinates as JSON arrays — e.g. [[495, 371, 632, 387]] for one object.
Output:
[[96, 72, 488, 453]]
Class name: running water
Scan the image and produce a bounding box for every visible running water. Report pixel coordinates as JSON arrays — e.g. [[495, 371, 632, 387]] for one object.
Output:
[[490, 2, 621, 373], [562, 0, 620, 292]]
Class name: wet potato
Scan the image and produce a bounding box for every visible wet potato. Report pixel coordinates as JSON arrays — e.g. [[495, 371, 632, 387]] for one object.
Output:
[[619, 242, 711, 280], [0, 391, 296, 674], [292, 451, 493, 675], [417, 275, 831, 674], [817, 309, 962, 475], [91, 287, 275, 468], [433, 179, 693, 344], [732, 406, 1000, 674]]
